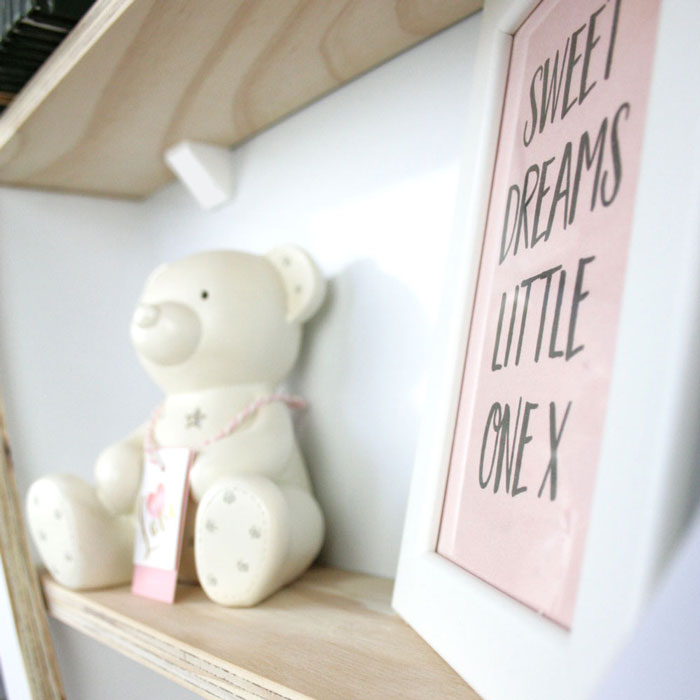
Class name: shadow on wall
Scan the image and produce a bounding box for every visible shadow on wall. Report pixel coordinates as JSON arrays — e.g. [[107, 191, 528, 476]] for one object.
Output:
[[289, 258, 431, 578]]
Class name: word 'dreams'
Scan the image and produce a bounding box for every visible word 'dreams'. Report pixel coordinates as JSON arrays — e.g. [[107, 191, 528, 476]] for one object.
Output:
[[499, 103, 629, 265]]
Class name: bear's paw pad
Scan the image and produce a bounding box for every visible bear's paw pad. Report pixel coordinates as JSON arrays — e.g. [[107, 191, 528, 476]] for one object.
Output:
[[195, 482, 284, 606], [26, 480, 80, 587]]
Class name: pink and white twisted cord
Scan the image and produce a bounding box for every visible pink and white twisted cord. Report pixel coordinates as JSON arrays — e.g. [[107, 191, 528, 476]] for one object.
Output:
[[145, 393, 307, 455]]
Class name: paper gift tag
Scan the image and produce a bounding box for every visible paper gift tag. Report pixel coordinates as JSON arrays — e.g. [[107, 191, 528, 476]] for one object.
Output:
[[132, 447, 195, 603]]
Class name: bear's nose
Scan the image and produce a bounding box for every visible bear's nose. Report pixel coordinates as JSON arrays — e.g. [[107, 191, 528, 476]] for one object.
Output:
[[130, 301, 201, 366], [133, 303, 160, 328]]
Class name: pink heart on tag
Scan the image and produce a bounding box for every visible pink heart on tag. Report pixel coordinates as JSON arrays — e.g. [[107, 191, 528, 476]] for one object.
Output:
[[146, 483, 165, 518]]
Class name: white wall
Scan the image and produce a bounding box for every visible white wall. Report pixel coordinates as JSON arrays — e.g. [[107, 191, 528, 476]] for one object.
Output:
[[593, 508, 700, 700], [0, 14, 481, 700]]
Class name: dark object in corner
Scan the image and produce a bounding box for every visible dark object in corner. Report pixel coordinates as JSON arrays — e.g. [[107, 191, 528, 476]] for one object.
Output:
[[0, 0, 96, 113]]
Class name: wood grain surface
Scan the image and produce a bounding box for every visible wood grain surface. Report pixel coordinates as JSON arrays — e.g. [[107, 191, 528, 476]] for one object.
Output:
[[0, 403, 65, 700], [43, 567, 479, 699], [0, 0, 482, 198]]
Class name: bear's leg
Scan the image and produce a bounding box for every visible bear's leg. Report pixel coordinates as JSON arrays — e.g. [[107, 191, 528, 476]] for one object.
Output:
[[195, 475, 323, 607], [26, 474, 135, 589]]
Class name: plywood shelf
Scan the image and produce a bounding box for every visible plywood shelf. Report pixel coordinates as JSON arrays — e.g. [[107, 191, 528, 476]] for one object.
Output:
[[0, 0, 482, 199], [42, 567, 478, 700]]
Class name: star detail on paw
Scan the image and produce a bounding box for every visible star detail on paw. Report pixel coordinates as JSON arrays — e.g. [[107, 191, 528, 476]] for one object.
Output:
[[237, 560, 249, 572], [185, 408, 206, 429], [249, 526, 261, 539]]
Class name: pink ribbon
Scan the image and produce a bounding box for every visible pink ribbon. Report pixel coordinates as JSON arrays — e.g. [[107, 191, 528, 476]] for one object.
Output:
[[145, 393, 307, 456]]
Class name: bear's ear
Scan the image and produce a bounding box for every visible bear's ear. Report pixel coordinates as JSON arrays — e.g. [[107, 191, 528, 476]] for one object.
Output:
[[266, 245, 326, 324], [144, 262, 168, 290]]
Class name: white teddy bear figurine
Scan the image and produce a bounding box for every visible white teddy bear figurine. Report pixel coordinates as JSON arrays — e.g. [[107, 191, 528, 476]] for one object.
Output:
[[26, 246, 326, 606]]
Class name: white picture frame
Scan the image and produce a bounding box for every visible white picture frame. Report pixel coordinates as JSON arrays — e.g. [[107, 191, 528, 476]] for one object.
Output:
[[393, 1, 700, 698]]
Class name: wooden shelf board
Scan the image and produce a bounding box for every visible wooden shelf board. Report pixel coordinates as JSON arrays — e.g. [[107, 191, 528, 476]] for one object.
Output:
[[42, 567, 478, 700], [0, 0, 482, 199]]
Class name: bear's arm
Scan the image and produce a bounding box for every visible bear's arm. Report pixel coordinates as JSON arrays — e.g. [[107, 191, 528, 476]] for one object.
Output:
[[94, 424, 146, 515], [189, 403, 296, 502]]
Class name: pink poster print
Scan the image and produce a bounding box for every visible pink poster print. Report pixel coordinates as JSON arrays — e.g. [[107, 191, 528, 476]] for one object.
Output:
[[437, 0, 660, 628]]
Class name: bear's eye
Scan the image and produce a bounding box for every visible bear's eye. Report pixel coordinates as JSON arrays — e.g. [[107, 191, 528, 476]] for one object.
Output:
[[201, 290, 209, 300]]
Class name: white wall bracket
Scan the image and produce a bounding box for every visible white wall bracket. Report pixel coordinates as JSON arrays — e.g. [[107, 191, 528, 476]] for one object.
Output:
[[164, 140, 235, 210]]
